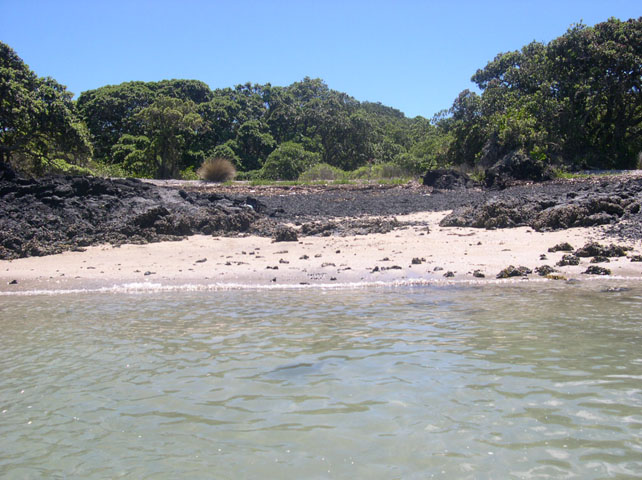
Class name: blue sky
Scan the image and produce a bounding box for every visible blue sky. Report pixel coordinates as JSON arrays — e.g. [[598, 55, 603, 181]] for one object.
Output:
[[1, 0, 640, 118]]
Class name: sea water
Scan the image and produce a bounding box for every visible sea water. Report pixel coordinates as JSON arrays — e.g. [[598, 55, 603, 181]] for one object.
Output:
[[1, 283, 641, 479]]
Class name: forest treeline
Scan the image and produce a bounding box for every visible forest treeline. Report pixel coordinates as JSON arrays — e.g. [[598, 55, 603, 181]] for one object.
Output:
[[1, 17, 640, 180]]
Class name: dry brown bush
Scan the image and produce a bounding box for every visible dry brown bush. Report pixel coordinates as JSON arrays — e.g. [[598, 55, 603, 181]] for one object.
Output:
[[197, 158, 237, 182]]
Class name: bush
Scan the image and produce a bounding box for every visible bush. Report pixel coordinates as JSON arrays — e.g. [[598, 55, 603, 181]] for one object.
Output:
[[235, 169, 262, 181], [179, 165, 199, 180], [49, 158, 94, 176], [210, 142, 242, 169], [350, 162, 410, 180], [197, 157, 237, 182], [298, 163, 347, 182], [393, 152, 434, 176], [260, 142, 320, 180]]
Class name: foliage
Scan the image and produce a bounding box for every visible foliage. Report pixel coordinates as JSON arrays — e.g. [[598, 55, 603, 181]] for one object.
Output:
[[349, 162, 411, 180], [74, 74, 447, 178], [110, 134, 153, 177], [47, 157, 94, 176], [209, 141, 241, 168], [4, 17, 640, 180], [76, 79, 211, 162], [235, 169, 263, 181], [135, 97, 203, 178], [197, 157, 237, 182], [0, 42, 92, 174], [445, 17, 642, 170], [260, 142, 320, 180], [298, 163, 347, 182], [89, 160, 137, 178], [179, 165, 199, 180]]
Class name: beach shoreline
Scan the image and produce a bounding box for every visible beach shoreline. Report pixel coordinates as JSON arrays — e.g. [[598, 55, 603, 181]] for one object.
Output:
[[3, 210, 641, 294]]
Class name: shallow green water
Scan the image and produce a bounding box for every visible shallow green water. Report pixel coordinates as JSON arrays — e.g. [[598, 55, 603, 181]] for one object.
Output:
[[1, 284, 641, 479]]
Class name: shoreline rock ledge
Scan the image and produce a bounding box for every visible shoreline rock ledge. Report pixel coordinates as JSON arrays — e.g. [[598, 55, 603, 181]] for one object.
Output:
[[0, 163, 266, 260]]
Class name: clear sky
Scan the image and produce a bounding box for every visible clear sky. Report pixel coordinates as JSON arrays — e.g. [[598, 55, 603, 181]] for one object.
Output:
[[1, 0, 640, 118]]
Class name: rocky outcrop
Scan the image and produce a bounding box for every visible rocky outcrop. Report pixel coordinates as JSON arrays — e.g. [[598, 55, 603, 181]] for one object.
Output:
[[300, 217, 400, 237], [574, 242, 629, 258], [583, 265, 611, 275], [0, 164, 264, 259], [441, 175, 642, 234], [484, 150, 554, 190], [423, 169, 477, 190], [496, 265, 532, 278]]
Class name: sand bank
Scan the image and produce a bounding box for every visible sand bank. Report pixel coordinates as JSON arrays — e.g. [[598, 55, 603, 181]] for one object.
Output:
[[2, 211, 641, 294]]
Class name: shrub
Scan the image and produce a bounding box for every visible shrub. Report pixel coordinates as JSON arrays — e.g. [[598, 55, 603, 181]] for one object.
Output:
[[210, 142, 242, 169], [393, 153, 433, 176], [298, 163, 347, 182], [350, 162, 410, 180], [180, 165, 199, 180], [49, 158, 94, 176], [260, 142, 320, 180], [90, 160, 136, 178], [236, 169, 262, 181], [197, 157, 237, 182]]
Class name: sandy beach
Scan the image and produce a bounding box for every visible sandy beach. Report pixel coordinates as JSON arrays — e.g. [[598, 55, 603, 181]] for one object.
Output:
[[2, 210, 641, 293]]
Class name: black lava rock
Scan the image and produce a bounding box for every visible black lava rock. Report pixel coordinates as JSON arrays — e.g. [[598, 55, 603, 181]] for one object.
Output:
[[484, 150, 554, 190], [556, 254, 581, 267], [583, 266, 611, 275], [423, 169, 477, 190], [496, 265, 532, 278]]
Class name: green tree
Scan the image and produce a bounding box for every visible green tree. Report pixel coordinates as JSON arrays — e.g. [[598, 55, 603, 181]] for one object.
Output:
[[77, 79, 213, 163], [110, 134, 152, 177], [446, 17, 642, 170], [135, 97, 203, 178], [234, 119, 276, 170], [209, 141, 242, 168], [547, 18, 642, 167], [0, 42, 91, 173], [260, 142, 320, 180], [76, 81, 156, 162]]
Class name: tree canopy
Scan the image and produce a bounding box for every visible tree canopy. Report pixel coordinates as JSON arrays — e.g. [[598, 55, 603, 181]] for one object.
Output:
[[0, 42, 91, 174], [76, 76, 435, 178], [2, 16, 641, 179], [445, 17, 642, 170]]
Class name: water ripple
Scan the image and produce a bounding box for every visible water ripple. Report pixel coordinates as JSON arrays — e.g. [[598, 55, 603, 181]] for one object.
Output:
[[1, 284, 641, 478]]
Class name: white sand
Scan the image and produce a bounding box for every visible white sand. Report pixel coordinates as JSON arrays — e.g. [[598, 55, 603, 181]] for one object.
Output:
[[2, 211, 641, 293]]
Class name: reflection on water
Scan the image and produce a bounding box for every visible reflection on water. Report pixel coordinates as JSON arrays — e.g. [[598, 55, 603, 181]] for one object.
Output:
[[1, 284, 641, 478]]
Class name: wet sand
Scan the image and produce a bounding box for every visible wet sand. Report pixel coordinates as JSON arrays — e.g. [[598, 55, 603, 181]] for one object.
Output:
[[2, 211, 641, 293]]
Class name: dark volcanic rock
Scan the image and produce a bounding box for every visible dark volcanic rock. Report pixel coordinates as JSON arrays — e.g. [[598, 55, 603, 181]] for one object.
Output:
[[441, 198, 539, 229], [273, 226, 299, 242], [590, 256, 610, 263], [496, 265, 532, 278], [300, 217, 399, 237], [535, 265, 557, 276], [574, 242, 629, 258], [583, 265, 611, 275], [0, 165, 263, 259], [548, 242, 574, 253], [441, 174, 642, 234], [423, 169, 477, 190], [556, 254, 581, 267], [484, 150, 554, 190]]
